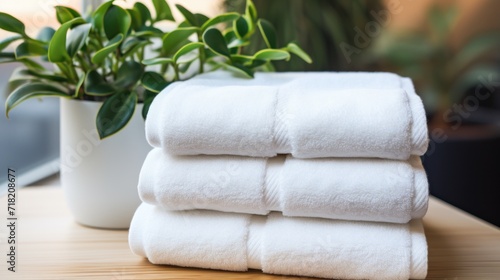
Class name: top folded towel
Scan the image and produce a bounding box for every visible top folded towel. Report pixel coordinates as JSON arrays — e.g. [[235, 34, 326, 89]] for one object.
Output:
[[146, 71, 428, 159]]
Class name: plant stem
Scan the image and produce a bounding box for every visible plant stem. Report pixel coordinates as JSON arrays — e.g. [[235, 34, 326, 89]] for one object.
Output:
[[161, 64, 168, 75], [173, 63, 180, 81], [112, 49, 121, 76], [92, 33, 109, 79], [198, 33, 205, 73], [139, 47, 144, 61], [76, 55, 90, 73], [57, 62, 78, 83], [199, 50, 205, 73], [56, 63, 69, 78], [68, 63, 79, 83]]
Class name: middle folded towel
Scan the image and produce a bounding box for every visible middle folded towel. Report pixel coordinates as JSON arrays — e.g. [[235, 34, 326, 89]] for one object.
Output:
[[139, 149, 428, 223]]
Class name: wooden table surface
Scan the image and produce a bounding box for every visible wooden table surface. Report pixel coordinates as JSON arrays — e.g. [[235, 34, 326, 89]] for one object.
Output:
[[1, 186, 499, 279]]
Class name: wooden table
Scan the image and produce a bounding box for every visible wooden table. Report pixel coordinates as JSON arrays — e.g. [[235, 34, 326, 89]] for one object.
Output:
[[1, 186, 499, 279]]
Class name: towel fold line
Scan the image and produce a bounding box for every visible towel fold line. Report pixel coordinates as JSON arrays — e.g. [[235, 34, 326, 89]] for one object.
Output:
[[247, 215, 266, 270], [263, 156, 284, 212], [411, 156, 429, 219], [272, 86, 292, 154]]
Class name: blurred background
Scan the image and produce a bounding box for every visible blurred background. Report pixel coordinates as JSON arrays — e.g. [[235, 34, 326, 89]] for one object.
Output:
[[1, 0, 499, 226]]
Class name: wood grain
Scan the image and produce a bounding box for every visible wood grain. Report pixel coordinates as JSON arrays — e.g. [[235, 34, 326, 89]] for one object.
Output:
[[0, 186, 499, 279]]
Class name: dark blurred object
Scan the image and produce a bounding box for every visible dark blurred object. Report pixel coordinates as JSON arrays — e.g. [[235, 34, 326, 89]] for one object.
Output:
[[224, 0, 383, 71], [370, 4, 500, 226], [423, 81, 500, 227], [422, 126, 500, 227]]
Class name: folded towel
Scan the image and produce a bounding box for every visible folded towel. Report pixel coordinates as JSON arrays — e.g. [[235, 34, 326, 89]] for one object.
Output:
[[138, 149, 428, 223], [146, 71, 428, 160], [129, 204, 428, 280]]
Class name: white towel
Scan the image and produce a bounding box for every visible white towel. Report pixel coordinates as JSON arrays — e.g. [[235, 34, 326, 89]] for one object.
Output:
[[146, 71, 428, 160], [138, 149, 428, 223], [129, 204, 428, 280]]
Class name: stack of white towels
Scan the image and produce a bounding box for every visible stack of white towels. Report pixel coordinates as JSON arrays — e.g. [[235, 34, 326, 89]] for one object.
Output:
[[129, 71, 430, 280]]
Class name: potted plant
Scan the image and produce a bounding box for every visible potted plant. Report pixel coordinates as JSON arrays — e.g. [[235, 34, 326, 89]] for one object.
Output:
[[0, 0, 311, 228], [368, 5, 500, 225], [225, 0, 383, 72]]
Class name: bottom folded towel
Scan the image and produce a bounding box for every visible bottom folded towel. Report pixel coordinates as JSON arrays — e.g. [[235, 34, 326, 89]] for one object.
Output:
[[129, 203, 428, 280]]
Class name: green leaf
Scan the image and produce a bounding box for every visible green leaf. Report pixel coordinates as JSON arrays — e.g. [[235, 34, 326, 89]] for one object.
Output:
[[176, 4, 197, 26], [15, 41, 47, 59], [91, 33, 124, 64], [0, 52, 13, 57], [178, 20, 191, 28], [36, 27, 56, 43], [134, 2, 152, 25], [0, 52, 15, 63], [48, 17, 85, 62], [224, 62, 253, 78], [19, 58, 44, 71], [141, 72, 169, 92], [194, 14, 209, 27], [67, 23, 91, 58], [121, 37, 150, 58], [142, 90, 157, 120], [55, 6, 81, 24], [228, 39, 249, 50], [0, 53, 43, 72], [450, 65, 499, 103], [233, 16, 249, 39], [248, 59, 267, 69], [246, 0, 258, 22], [285, 42, 312, 64], [20, 69, 67, 82], [5, 83, 69, 117], [257, 19, 277, 49], [142, 57, 174, 66], [429, 5, 458, 38], [162, 27, 198, 56], [175, 4, 209, 27], [135, 26, 164, 38], [448, 33, 500, 78], [0, 12, 26, 36], [0, 36, 22, 51], [114, 60, 143, 89], [179, 57, 196, 73], [371, 33, 432, 66], [263, 61, 276, 72], [152, 0, 174, 22], [201, 13, 240, 32], [203, 28, 230, 60], [224, 30, 249, 49], [75, 74, 85, 97], [84, 70, 115, 96], [96, 91, 138, 139], [230, 54, 253, 65], [173, 42, 203, 62], [7, 67, 39, 90], [204, 48, 218, 61], [1, 55, 46, 71], [91, 0, 114, 30], [128, 8, 143, 31], [104, 5, 131, 40]]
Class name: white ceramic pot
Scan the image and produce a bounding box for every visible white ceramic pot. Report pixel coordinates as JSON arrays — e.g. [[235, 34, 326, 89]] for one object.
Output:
[[60, 98, 151, 229]]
